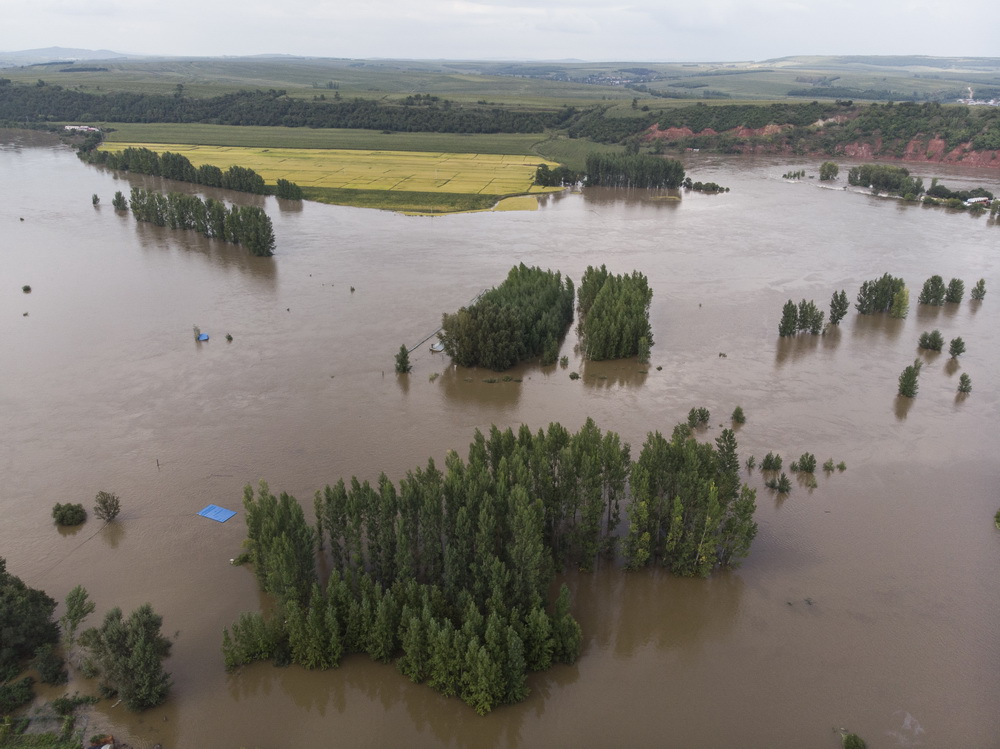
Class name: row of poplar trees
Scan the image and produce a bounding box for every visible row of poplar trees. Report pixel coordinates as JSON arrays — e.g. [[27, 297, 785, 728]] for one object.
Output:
[[224, 418, 757, 714], [577, 265, 653, 360], [438, 264, 575, 370], [81, 145, 303, 199], [125, 187, 276, 256]]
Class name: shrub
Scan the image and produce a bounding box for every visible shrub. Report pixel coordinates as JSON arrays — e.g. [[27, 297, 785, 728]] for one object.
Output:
[[837, 461, 847, 472], [687, 407, 710, 427], [22, 285, 31, 293], [958, 373, 972, 393], [569, 372, 580, 380], [970, 278, 986, 301], [91, 193, 100, 206], [0, 677, 34, 715], [745, 456, 756, 471], [842, 734, 867, 749], [32, 643, 67, 685], [949, 337, 965, 358], [731, 406, 746, 424], [823, 459, 835, 472], [52, 503, 87, 526], [93, 491, 121, 522], [761, 452, 782, 471], [918, 330, 943, 351], [797, 453, 817, 473]]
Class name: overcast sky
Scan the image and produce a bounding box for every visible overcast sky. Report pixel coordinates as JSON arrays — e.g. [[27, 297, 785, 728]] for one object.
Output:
[[1, 0, 996, 61]]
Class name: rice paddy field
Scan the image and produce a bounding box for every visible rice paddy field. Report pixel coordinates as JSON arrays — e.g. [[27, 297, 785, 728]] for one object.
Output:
[[99, 142, 559, 197]]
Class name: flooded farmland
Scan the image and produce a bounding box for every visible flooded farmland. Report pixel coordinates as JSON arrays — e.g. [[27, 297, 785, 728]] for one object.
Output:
[[2, 134, 999, 748]]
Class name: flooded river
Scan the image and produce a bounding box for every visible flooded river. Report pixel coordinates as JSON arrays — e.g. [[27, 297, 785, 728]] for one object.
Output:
[[3, 133, 999, 747]]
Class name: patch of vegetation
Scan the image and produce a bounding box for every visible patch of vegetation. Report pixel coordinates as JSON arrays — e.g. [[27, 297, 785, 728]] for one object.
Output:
[[439, 264, 574, 371], [761, 452, 782, 471], [898, 358, 922, 398], [687, 407, 711, 428], [856, 273, 906, 316], [394, 344, 412, 374], [93, 491, 121, 522], [51, 503, 86, 527], [918, 329, 944, 352], [578, 265, 653, 361], [958, 373, 972, 394]]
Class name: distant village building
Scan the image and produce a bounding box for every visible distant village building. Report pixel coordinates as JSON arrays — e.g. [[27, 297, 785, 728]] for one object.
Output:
[[63, 125, 102, 133]]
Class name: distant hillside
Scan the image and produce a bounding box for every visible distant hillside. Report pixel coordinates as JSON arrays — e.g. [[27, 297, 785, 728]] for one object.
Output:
[[0, 47, 128, 67]]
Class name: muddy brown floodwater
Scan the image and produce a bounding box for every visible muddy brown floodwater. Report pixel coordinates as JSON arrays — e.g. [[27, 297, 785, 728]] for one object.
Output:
[[2, 133, 999, 748]]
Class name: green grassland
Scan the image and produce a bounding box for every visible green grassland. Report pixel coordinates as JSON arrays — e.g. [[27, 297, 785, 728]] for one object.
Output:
[[11, 55, 996, 107]]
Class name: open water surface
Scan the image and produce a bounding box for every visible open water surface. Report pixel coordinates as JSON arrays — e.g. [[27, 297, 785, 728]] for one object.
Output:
[[2, 133, 999, 747]]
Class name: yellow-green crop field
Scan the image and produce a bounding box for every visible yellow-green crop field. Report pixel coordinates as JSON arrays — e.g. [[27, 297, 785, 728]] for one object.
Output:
[[100, 142, 560, 197]]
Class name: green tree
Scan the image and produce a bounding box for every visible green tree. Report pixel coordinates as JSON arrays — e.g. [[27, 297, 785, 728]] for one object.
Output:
[[731, 406, 746, 424], [0, 558, 59, 677], [889, 286, 909, 318], [958, 373, 972, 393], [949, 336, 965, 358], [94, 491, 120, 522], [918, 275, 946, 305], [111, 191, 127, 211], [829, 290, 849, 325], [61, 585, 96, 648], [52, 502, 86, 526], [918, 329, 944, 351], [898, 358, 922, 397], [970, 278, 986, 301], [778, 300, 798, 336], [394, 344, 412, 374], [819, 161, 839, 181], [80, 604, 171, 711], [945, 278, 964, 304]]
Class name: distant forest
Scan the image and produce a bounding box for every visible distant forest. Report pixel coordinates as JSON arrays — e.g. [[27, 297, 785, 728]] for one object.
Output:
[[0, 83, 568, 134]]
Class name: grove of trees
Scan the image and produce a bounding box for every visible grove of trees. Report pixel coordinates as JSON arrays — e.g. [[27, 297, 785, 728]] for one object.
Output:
[[847, 164, 924, 197], [224, 418, 758, 713], [127, 188, 276, 257], [584, 153, 685, 189], [577, 265, 653, 360], [438, 264, 574, 370], [855, 273, 907, 316]]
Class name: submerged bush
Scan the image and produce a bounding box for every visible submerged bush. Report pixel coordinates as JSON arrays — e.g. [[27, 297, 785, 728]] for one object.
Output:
[[52, 503, 86, 526]]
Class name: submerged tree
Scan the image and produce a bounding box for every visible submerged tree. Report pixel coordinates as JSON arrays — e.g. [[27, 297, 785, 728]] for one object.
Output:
[[819, 161, 839, 181], [918, 275, 946, 306], [778, 300, 798, 337], [949, 337, 966, 358], [394, 345, 412, 374], [918, 329, 944, 352], [898, 358, 922, 398], [945, 278, 965, 304], [958, 373, 972, 394], [80, 604, 171, 711], [970, 278, 986, 301], [829, 290, 849, 326]]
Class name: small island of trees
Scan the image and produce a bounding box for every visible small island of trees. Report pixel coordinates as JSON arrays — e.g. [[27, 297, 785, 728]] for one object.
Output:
[[577, 265, 653, 360], [126, 187, 276, 257], [224, 418, 758, 714], [438, 264, 574, 370]]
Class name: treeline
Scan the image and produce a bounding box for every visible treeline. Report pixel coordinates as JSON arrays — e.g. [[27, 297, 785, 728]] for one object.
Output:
[[577, 265, 653, 360], [80, 146, 303, 199], [224, 418, 757, 713], [926, 179, 994, 202], [438, 264, 574, 370], [0, 85, 565, 134], [126, 187, 275, 257], [570, 101, 1000, 157], [847, 164, 924, 197], [533, 163, 580, 187], [584, 153, 685, 189]]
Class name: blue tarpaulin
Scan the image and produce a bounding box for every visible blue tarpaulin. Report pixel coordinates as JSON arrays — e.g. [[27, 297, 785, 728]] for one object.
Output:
[[198, 333, 209, 341], [198, 504, 236, 523]]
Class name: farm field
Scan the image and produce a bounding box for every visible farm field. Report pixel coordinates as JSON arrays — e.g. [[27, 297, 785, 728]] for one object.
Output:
[[102, 123, 555, 156], [100, 141, 558, 195]]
